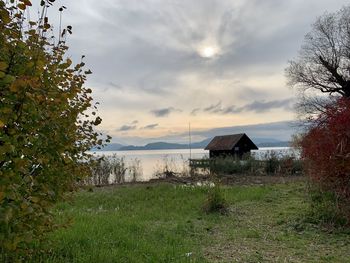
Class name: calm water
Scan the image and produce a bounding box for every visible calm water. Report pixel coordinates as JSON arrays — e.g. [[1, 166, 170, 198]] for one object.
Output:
[[92, 147, 297, 181]]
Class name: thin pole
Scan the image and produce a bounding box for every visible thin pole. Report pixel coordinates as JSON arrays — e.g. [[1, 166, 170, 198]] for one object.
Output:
[[189, 122, 192, 159]]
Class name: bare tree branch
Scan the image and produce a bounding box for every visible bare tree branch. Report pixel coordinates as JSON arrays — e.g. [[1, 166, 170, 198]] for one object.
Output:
[[286, 5, 350, 123]]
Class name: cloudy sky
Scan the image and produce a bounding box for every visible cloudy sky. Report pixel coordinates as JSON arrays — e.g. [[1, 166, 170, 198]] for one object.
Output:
[[33, 0, 349, 145]]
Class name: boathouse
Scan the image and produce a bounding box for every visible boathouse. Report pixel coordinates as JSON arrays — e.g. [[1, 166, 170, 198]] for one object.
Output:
[[205, 133, 258, 158]]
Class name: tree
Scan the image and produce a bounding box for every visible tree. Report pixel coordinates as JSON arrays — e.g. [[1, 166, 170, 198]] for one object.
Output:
[[300, 98, 350, 223], [288, 5, 350, 226], [286, 6, 350, 99], [287, 5, 350, 123], [0, 0, 109, 257]]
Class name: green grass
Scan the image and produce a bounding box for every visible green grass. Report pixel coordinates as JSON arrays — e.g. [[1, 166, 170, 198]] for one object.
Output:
[[32, 182, 350, 262]]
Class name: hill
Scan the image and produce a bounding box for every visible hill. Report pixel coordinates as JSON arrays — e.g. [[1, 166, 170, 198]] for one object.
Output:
[[116, 138, 289, 151]]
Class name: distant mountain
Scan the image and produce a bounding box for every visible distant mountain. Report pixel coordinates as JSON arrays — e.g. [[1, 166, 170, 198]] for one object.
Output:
[[120, 142, 192, 151], [115, 137, 289, 151], [119, 139, 212, 151], [91, 143, 124, 151], [251, 137, 281, 144], [256, 141, 290, 147], [91, 132, 291, 151], [191, 138, 212, 148]]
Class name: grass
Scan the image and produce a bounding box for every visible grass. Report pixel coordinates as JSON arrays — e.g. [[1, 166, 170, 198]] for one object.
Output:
[[31, 182, 350, 262]]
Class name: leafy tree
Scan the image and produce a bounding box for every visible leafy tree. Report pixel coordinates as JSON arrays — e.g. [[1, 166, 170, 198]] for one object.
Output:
[[300, 98, 350, 223], [287, 5, 350, 225], [0, 0, 109, 257]]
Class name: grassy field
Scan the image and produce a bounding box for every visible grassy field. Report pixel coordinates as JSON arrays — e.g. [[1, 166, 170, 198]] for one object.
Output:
[[32, 181, 350, 262]]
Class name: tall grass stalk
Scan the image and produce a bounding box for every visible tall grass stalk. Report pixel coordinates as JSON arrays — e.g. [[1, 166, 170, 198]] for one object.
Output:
[[85, 155, 143, 186]]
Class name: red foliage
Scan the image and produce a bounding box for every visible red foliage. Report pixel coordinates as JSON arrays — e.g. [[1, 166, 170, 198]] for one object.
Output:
[[301, 98, 350, 203]]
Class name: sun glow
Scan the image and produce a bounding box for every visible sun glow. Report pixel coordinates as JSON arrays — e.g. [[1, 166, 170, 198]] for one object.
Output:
[[199, 46, 219, 58]]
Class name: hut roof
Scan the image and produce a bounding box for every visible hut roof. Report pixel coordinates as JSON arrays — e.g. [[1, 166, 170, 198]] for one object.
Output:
[[205, 133, 258, 151]]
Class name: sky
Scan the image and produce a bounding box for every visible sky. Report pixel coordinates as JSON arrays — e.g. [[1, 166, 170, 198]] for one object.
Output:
[[31, 0, 349, 145]]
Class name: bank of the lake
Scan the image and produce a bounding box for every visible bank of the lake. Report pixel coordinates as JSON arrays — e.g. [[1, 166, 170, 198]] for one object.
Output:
[[33, 179, 350, 263], [92, 147, 298, 181]]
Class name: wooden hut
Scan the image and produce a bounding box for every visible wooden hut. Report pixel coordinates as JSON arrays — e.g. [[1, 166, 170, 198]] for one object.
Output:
[[205, 133, 258, 158]]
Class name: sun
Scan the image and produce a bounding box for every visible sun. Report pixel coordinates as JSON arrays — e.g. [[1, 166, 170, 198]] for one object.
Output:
[[199, 46, 218, 58]]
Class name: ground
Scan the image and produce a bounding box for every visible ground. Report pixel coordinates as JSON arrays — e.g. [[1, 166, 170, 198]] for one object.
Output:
[[32, 176, 350, 262]]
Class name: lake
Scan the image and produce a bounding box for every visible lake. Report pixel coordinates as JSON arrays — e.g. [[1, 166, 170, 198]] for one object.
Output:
[[92, 147, 298, 181]]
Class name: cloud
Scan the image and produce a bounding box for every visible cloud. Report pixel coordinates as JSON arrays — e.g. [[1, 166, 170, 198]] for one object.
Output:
[[108, 82, 123, 90], [187, 120, 298, 142], [118, 125, 137, 131], [190, 108, 201, 115], [203, 101, 222, 112], [240, 98, 294, 113], [151, 107, 181, 117], [142, 123, 159, 129], [131, 120, 139, 124], [111, 120, 298, 145], [200, 98, 294, 114], [34, 0, 349, 145]]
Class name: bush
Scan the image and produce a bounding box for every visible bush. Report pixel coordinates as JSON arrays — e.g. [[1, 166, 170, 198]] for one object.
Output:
[[301, 98, 350, 223], [0, 2, 108, 257], [84, 155, 144, 185], [202, 185, 228, 215], [210, 156, 257, 174], [291, 159, 303, 175], [128, 158, 143, 182], [208, 154, 302, 176], [264, 153, 280, 174], [153, 155, 189, 178], [86, 155, 127, 186], [306, 187, 348, 228]]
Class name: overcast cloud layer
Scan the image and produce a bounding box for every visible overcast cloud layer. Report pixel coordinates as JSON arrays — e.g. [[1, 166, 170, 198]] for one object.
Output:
[[32, 0, 349, 144]]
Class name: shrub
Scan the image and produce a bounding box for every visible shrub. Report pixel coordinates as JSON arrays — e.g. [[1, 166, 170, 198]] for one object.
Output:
[[264, 152, 279, 174], [128, 158, 143, 182], [0, 1, 108, 257], [86, 155, 127, 186], [84, 155, 144, 185], [306, 187, 348, 228], [207, 154, 302, 176], [153, 155, 189, 178], [202, 185, 228, 215], [291, 159, 303, 175], [301, 98, 350, 223], [210, 156, 253, 174]]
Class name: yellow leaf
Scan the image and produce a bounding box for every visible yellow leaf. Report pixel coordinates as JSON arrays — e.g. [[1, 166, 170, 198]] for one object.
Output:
[[17, 3, 26, 10], [0, 10, 11, 24], [9, 83, 19, 92], [0, 61, 8, 71], [31, 197, 40, 203], [21, 0, 32, 6], [4, 208, 13, 223], [0, 192, 4, 202], [0, 120, 5, 128], [20, 202, 28, 210], [2, 108, 11, 114]]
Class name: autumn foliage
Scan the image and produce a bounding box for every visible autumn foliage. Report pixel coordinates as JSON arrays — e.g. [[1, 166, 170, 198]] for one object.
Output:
[[0, 0, 108, 257], [301, 98, 350, 221]]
